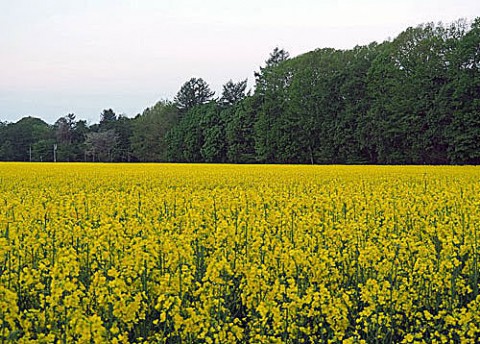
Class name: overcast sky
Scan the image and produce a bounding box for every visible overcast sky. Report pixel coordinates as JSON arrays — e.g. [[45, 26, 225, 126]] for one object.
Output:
[[1, 0, 479, 124]]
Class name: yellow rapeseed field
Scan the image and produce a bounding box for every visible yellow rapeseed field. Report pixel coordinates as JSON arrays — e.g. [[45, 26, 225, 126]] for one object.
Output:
[[0, 163, 479, 343]]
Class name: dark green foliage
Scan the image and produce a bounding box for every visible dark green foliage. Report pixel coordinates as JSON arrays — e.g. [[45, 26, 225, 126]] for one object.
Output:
[[365, 24, 456, 164], [0, 117, 54, 161], [113, 115, 133, 162], [54, 113, 88, 162], [445, 18, 480, 164], [253, 48, 293, 163], [1, 18, 479, 164], [131, 101, 179, 162], [200, 104, 227, 163], [220, 79, 248, 107], [99, 109, 117, 130], [165, 105, 206, 163], [225, 98, 257, 163], [174, 78, 215, 111]]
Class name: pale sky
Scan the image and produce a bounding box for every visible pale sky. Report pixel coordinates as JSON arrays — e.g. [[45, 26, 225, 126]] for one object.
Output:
[[1, 0, 479, 124]]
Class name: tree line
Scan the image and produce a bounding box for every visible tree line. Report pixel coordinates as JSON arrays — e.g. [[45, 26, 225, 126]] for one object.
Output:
[[1, 18, 479, 164]]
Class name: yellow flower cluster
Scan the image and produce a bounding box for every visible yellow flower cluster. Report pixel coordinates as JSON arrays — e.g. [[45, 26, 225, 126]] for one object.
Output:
[[0, 163, 479, 343]]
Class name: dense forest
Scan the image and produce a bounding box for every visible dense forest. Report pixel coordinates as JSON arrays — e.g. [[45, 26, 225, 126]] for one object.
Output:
[[1, 19, 479, 164]]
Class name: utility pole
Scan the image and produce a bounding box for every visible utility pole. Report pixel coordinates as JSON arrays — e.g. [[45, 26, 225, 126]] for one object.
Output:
[[53, 144, 57, 162], [29, 145, 32, 162]]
